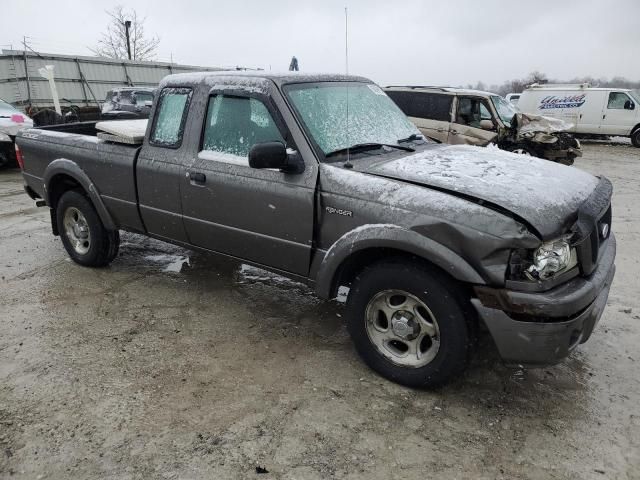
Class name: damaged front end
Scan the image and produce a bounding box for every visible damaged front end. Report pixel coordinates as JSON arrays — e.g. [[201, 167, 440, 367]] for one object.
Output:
[[506, 113, 582, 165]]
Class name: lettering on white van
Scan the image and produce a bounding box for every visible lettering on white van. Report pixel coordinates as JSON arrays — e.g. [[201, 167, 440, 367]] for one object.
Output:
[[539, 94, 586, 110]]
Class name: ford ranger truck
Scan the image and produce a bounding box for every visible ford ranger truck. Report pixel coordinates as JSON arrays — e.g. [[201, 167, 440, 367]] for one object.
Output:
[[16, 72, 616, 388]]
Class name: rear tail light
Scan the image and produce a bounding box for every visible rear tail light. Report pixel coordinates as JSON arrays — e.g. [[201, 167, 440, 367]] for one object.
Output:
[[15, 143, 24, 169]]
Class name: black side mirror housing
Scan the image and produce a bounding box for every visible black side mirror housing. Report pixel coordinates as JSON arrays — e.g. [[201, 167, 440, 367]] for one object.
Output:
[[624, 100, 635, 110], [249, 142, 304, 173]]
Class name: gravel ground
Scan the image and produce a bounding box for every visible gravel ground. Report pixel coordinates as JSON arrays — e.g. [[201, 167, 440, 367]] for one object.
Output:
[[0, 142, 639, 479]]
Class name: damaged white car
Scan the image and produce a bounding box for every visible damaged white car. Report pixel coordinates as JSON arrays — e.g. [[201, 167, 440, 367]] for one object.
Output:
[[385, 86, 581, 165], [0, 98, 33, 168]]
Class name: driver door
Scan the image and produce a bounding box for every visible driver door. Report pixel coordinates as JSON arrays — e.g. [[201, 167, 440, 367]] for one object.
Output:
[[180, 90, 317, 276], [449, 96, 498, 145]]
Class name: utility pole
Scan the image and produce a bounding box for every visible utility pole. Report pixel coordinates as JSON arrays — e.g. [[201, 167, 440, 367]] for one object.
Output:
[[124, 20, 132, 60], [22, 36, 32, 110]]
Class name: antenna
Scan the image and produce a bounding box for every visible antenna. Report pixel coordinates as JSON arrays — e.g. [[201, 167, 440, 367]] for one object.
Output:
[[344, 7, 352, 168], [345, 7, 349, 75]]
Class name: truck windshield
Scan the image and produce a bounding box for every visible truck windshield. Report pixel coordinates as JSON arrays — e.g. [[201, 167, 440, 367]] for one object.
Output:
[[491, 95, 518, 124], [284, 82, 420, 158]]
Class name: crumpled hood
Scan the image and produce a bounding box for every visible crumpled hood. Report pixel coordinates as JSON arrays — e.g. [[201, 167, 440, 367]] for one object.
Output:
[[358, 144, 600, 239], [513, 112, 573, 135]]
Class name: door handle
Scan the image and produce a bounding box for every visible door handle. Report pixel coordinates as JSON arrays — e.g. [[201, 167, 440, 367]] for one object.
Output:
[[450, 130, 458, 135], [602, 114, 606, 119], [437, 128, 444, 132], [189, 172, 206, 183]]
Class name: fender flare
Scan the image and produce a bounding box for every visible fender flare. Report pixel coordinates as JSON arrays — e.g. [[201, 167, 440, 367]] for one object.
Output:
[[43, 158, 117, 231], [314, 224, 485, 299]]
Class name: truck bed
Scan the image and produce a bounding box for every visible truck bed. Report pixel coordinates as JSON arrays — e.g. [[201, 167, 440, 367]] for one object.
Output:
[[18, 122, 145, 232]]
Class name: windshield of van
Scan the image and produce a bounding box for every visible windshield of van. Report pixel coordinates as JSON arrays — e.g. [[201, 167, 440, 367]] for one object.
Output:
[[630, 90, 640, 104], [284, 82, 420, 158], [491, 95, 518, 123]]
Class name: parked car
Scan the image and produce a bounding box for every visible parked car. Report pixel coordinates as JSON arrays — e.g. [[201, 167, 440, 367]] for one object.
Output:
[[385, 86, 581, 164], [506, 93, 521, 105], [517, 83, 640, 147], [101, 87, 156, 120], [16, 72, 615, 388], [0, 97, 33, 168]]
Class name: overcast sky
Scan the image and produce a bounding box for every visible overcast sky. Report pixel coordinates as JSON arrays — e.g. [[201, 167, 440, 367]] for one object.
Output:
[[4, 0, 640, 86]]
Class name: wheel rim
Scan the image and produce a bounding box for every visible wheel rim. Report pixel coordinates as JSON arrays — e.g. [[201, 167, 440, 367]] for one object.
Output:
[[512, 148, 531, 156], [63, 207, 91, 255], [364, 290, 441, 368]]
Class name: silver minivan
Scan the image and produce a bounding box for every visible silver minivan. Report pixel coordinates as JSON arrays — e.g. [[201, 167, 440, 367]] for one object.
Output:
[[385, 86, 581, 164]]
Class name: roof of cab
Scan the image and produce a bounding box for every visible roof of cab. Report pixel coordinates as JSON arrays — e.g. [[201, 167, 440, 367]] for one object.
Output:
[[160, 71, 372, 89]]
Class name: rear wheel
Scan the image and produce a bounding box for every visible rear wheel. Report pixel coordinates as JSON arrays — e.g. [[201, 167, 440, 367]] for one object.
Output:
[[56, 190, 119, 267], [632, 129, 640, 148], [345, 260, 471, 388]]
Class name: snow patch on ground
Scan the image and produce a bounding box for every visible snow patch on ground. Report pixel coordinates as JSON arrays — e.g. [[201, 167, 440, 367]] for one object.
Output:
[[144, 254, 190, 273]]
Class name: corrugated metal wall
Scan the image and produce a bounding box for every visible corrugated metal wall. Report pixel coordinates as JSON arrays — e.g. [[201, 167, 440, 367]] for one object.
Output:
[[0, 50, 223, 111]]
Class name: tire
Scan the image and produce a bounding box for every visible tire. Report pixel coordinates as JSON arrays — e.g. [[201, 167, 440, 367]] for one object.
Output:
[[56, 190, 120, 267], [345, 259, 471, 388], [632, 130, 640, 148]]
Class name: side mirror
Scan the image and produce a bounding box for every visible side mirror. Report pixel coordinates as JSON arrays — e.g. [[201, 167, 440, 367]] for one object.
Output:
[[479, 119, 495, 131], [249, 142, 304, 173], [624, 100, 635, 110]]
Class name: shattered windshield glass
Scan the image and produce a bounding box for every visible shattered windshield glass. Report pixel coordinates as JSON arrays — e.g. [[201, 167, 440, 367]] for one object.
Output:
[[285, 82, 420, 157], [491, 95, 518, 124]]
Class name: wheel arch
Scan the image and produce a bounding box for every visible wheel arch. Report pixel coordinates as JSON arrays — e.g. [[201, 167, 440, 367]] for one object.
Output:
[[43, 159, 116, 231], [631, 123, 640, 135], [314, 225, 485, 300]]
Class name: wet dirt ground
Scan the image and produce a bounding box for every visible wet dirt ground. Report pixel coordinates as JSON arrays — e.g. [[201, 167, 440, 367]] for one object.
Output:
[[1, 142, 639, 479]]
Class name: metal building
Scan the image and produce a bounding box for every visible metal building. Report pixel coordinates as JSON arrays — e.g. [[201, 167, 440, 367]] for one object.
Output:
[[0, 49, 224, 112]]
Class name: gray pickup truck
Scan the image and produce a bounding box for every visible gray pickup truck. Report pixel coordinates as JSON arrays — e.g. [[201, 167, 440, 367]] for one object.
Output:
[[16, 72, 616, 388]]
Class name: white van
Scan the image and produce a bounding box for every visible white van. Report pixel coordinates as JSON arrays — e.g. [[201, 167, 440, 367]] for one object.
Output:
[[517, 84, 640, 147]]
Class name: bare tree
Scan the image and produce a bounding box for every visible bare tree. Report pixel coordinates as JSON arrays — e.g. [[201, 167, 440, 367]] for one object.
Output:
[[90, 6, 160, 61]]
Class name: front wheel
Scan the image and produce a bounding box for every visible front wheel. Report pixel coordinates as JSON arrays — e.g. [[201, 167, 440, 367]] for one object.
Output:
[[632, 130, 640, 148], [505, 144, 535, 156], [56, 190, 120, 267], [345, 260, 471, 388]]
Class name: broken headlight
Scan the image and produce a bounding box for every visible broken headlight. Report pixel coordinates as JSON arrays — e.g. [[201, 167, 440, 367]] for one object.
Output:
[[525, 236, 577, 281], [508, 235, 578, 282]]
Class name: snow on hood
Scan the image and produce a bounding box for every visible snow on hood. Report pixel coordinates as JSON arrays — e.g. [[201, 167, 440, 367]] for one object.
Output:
[[358, 144, 600, 239]]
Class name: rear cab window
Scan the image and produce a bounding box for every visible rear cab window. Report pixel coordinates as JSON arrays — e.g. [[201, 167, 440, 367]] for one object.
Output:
[[150, 87, 192, 148]]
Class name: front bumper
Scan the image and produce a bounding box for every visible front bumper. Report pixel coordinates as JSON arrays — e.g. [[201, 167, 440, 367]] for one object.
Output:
[[472, 234, 616, 366]]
